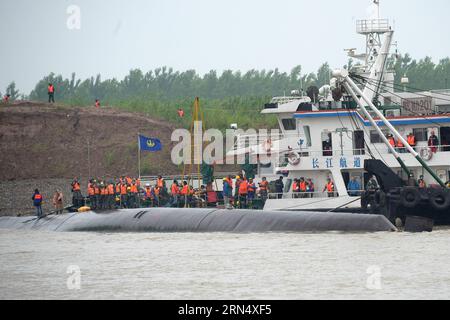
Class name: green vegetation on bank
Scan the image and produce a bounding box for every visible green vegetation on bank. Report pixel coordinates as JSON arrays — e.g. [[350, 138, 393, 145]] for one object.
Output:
[[2, 55, 449, 129]]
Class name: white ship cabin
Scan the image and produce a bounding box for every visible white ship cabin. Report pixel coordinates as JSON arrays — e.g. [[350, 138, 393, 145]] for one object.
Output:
[[230, 91, 450, 209]]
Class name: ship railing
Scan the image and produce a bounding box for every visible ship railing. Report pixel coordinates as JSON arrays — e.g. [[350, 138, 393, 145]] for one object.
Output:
[[393, 145, 450, 154], [267, 192, 340, 199], [280, 144, 450, 158], [356, 19, 390, 34]]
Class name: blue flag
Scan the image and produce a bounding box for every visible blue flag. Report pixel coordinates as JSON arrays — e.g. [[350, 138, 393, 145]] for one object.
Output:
[[139, 135, 162, 152]]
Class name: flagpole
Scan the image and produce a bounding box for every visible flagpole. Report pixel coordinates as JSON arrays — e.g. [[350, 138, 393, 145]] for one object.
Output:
[[138, 133, 141, 179]]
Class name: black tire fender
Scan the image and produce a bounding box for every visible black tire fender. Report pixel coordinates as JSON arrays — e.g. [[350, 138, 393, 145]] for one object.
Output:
[[400, 187, 421, 208], [429, 189, 450, 211]]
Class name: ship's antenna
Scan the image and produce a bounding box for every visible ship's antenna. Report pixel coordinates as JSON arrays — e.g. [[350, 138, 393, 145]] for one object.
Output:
[[374, 0, 380, 19]]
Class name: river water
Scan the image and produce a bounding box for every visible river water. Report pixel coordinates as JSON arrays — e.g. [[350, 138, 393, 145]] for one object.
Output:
[[0, 229, 449, 300]]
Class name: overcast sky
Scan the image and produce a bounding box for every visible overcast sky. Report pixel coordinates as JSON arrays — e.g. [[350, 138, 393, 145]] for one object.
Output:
[[1, 0, 449, 94]]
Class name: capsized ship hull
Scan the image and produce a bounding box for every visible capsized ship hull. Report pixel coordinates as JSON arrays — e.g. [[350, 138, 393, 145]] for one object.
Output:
[[0, 208, 396, 233]]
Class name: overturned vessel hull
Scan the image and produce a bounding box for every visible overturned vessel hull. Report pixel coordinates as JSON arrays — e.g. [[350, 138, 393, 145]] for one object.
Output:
[[0, 208, 396, 233]]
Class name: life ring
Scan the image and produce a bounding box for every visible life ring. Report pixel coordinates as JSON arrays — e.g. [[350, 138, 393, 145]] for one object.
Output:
[[429, 189, 450, 211], [400, 187, 421, 208], [420, 147, 433, 161], [263, 139, 273, 153], [287, 152, 301, 166]]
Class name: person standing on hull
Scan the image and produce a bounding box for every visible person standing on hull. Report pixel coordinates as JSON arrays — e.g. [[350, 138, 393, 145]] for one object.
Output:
[[87, 180, 96, 209], [234, 176, 242, 207], [258, 177, 269, 204], [32, 189, 43, 218], [52, 189, 64, 215], [275, 176, 284, 199], [222, 177, 232, 209], [107, 181, 115, 209], [238, 177, 248, 209], [247, 179, 257, 209], [171, 180, 180, 207], [71, 178, 82, 208]]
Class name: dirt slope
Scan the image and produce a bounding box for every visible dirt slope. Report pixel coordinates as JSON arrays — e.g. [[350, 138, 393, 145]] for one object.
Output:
[[0, 101, 180, 181]]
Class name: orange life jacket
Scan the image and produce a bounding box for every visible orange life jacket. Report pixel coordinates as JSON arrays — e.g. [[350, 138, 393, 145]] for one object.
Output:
[[95, 101, 100, 108], [239, 180, 248, 195], [130, 184, 138, 194], [100, 188, 107, 195], [388, 137, 396, 147], [144, 188, 152, 198], [300, 181, 307, 192], [326, 182, 335, 192], [120, 184, 127, 195], [88, 184, 95, 196], [292, 182, 299, 192], [72, 182, 80, 191], [115, 184, 121, 194], [247, 183, 256, 193], [171, 183, 180, 195], [107, 184, 114, 195], [407, 135, 416, 146], [48, 85, 54, 93], [397, 140, 404, 148], [181, 185, 189, 195], [94, 186, 100, 195], [126, 177, 132, 185], [34, 194, 42, 200], [259, 181, 268, 191], [154, 186, 160, 196], [157, 178, 164, 188]]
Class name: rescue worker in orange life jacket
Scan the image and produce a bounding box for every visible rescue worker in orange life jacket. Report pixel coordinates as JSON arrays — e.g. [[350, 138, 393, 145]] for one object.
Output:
[[258, 177, 269, 204], [3, 94, 10, 103], [397, 137, 406, 153], [87, 180, 96, 209], [171, 180, 180, 207], [32, 189, 44, 218], [387, 134, 396, 154], [107, 182, 115, 209], [180, 181, 191, 208], [238, 178, 248, 209], [129, 180, 139, 208], [299, 177, 308, 198], [323, 178, 335, 198], [95, 99, 100, 108], [292, 179, 300, 198], [71, 178, 82, 208], [48, 83, 55, 103], [407, 133, 416, 151], [247, 179, 257, 207], [119, 181, 128, 208]]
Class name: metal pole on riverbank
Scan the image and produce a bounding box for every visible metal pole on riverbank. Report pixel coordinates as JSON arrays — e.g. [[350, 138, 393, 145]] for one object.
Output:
[[137, 133, 141, 179]]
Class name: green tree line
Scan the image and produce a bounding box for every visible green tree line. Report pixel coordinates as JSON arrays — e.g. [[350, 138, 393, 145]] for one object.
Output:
[[2, 55, 449, 129]]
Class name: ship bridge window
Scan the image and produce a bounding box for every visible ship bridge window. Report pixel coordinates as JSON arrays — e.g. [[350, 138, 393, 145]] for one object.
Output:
[[412, 128, 428, 142], [282, 119, 297, 131], [370, 129, 389, 144]]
